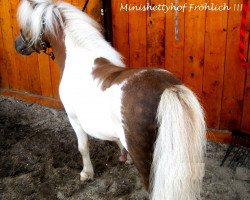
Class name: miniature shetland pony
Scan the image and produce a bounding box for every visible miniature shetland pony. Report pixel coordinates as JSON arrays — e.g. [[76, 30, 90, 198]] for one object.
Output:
[[14, 0, 206, 199]]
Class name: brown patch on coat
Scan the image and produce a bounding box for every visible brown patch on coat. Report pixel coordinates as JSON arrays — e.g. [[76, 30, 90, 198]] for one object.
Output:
[[92, 58, 141, 90], [121, 69, 182, 190], [92, 57, 182, 190]]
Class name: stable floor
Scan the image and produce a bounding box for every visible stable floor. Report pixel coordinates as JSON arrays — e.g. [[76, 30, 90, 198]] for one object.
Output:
[[0, 95, 249, 200]]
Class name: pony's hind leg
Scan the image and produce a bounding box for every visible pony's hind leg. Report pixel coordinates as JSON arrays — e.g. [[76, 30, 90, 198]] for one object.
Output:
[[115, 140, 133, 164], [68, 117, 94, 182]]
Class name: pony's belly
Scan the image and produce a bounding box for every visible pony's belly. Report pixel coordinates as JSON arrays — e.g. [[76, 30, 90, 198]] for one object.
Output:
[[59, 81, 125, 142], [76, 109, 119, 141]]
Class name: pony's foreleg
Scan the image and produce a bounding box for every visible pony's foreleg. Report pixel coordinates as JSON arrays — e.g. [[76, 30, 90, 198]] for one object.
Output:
[[115, 140, 133, 164], [68, 117, 94, 182]]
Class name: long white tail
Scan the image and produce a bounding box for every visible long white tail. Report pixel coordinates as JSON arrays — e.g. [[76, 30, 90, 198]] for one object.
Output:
[[150, 85, 206, 200]]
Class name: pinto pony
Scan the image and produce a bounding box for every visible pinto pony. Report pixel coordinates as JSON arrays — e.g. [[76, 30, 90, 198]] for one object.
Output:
[[14, 0, 206, 199]]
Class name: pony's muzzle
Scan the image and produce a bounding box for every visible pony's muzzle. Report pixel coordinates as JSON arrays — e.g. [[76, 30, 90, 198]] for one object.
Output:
[[14, 36, 36, 55]]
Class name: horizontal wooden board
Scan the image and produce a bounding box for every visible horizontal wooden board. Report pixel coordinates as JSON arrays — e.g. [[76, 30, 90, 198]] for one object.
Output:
[[206, 130, 232, 144], [0, 88, 63, 109]]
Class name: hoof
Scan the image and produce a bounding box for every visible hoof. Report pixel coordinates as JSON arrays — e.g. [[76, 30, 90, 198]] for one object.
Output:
[[125, 155, 133, 165], [80, 171, 94, 182], [125, 159, 133, 165]]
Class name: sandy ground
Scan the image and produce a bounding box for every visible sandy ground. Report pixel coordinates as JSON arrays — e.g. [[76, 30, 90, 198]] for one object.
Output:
[[0, 95, 249, 200]]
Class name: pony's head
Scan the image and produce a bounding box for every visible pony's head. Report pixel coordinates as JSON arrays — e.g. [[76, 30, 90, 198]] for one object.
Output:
[[15, 0, 105, 62], [14, 0, 63, 56]]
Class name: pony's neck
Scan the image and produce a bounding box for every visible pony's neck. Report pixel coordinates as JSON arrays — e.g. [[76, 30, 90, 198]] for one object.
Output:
[[49, 30, 66, 73], [50, 30, 125, 75], [50, 30, 125, 78], [49, 8, 125, 73]]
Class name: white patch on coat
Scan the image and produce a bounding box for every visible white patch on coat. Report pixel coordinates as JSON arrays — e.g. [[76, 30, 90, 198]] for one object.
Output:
[[59, 34, 128, 149]]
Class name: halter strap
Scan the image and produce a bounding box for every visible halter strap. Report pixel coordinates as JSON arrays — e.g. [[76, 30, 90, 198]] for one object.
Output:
[[82, 0, 89, 12]]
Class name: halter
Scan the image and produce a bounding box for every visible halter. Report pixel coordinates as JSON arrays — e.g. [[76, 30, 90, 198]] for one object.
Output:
[[37, 27, 55, 60], [19, 24, 55, 60], [20, 30, 40, 53]]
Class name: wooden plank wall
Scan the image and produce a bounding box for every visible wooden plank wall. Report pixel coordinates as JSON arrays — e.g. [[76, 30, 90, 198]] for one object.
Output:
[[0, 0, 102, 108], [0, 0, 250, 133], [112, 0, 250, 133]]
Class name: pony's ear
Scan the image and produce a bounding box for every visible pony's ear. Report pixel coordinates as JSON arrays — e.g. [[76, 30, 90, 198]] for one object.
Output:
[[26, 0, 37, 8], [26, 0, 52, 8]]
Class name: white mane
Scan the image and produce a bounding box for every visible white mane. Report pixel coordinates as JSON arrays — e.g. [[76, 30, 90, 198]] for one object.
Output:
[[18, 0, 103, 46]]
